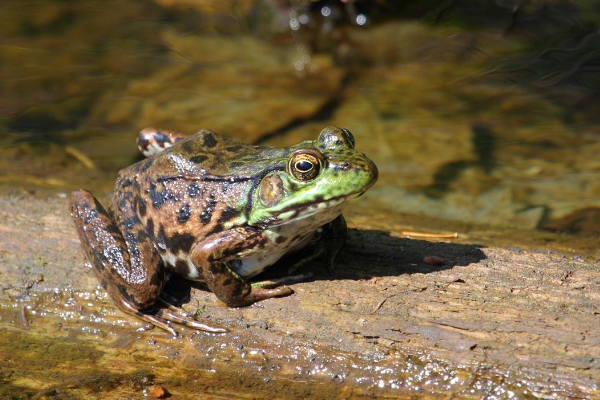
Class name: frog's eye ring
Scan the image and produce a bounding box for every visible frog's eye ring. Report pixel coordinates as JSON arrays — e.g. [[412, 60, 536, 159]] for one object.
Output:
[[287, 149, 323, 181]]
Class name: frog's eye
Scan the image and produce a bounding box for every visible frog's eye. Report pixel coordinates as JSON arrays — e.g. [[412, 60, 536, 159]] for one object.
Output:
[[287, 149, 323, 181]]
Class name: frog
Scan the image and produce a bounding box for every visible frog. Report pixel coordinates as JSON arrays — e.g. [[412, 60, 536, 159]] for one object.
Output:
[[70, 126, 378, 336]]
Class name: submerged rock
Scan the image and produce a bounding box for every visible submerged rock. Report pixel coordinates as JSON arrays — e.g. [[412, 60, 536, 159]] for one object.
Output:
[[87, 29, 344, 144]]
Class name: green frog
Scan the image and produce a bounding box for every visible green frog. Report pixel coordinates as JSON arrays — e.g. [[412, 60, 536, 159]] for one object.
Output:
[[70, 126, 378, 336]]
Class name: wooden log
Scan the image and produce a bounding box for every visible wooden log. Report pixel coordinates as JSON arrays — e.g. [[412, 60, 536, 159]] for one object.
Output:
[[0, 195, 598, 399]]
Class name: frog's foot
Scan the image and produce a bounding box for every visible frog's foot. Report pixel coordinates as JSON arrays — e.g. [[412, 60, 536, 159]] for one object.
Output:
[[251, 273, 314, 289], [137, 127, 191, 157], [114, 298, 178, 337], [117, 297, 226, 337], [118, 299, 226, 337], [155, 299, 227, 334]]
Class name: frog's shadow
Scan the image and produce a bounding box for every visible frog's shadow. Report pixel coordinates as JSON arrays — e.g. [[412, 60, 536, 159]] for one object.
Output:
[[162, 229, 487, 305], [282, 228, 487, 282]]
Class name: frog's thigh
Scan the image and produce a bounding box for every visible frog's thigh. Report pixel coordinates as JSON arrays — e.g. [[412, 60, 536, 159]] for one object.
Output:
[[70, 190, 165, 311], [191, 228, 293, 307]]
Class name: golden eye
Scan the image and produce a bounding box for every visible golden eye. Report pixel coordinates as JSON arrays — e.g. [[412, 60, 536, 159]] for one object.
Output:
[[287, 150, 323, 181]]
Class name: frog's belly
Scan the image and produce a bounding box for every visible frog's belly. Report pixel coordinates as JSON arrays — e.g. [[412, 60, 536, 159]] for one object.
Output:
[[230, 234, 313, 279]]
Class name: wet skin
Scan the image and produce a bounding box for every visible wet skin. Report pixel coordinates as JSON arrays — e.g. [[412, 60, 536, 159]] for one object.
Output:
[[70, 126, 378, 335]]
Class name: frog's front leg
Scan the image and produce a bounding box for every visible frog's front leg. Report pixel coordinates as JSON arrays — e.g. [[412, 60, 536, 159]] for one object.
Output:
[[191, 228, 294, 307], [70, 190, 224, 336]]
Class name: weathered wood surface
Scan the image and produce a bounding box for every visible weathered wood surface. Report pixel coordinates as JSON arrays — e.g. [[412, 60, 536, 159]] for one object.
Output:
[[0, 195, 598, 399]]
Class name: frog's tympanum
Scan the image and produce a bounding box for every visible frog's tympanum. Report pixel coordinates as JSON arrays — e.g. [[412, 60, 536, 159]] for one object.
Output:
[[70, 126, 378, 335]]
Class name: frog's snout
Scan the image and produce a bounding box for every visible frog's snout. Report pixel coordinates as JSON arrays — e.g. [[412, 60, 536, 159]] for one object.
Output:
[[353, 155, 378, 196], [360, 155, 378, 187], [368, 158, 379, 185]]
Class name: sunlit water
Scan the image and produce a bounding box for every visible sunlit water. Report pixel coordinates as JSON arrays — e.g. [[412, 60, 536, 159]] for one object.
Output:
[[2, 0, 599, 243]]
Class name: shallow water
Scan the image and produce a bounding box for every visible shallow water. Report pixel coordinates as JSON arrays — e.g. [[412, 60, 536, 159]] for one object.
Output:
[[2, 0, 600, 251], [0, 290, 547, 399], [2, 0, 600, 245]]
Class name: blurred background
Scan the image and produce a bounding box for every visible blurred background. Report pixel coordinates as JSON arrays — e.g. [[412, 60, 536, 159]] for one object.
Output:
[[1, 0, 599, 252]]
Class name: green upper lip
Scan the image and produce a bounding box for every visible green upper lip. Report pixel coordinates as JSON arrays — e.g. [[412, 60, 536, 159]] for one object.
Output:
[[268, 192, 359, 222]]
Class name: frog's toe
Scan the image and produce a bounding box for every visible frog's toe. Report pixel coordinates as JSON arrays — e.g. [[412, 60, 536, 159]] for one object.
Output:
[[155, 307, 226, 334], [251, 273, 314, 288], [115, 298, 178, 337]]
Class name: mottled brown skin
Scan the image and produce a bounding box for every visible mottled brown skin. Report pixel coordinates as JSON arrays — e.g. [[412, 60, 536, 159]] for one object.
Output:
[[70, 127, 378, 335]]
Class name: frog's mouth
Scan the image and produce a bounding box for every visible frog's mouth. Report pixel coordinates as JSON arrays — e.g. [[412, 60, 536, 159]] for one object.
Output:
[[266, 193, 356, 226]]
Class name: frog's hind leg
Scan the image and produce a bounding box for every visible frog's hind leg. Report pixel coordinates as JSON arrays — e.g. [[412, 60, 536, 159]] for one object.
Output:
[[137, 127, 191, 157], [70, 189, 177, 335]]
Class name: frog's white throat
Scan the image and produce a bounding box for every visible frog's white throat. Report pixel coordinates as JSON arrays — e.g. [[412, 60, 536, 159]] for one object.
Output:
[[231, 199, 347, 279]]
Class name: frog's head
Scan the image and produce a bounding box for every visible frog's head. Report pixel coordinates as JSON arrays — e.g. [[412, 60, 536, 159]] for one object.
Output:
[[248, 126, 378, 226]]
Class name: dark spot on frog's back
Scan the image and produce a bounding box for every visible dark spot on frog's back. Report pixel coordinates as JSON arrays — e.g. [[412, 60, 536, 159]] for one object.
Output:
[[229, 162, 243, 169], [124, 217, 137, 230], [200, 196, 217, 225], [167, 232, 195, 254], [188, 182, 201, 197], [181, 140, 193, 153], [190, 155, 207, 164], [226, 145, 242, 152], [148, 182, 176, 209], [203, 133, 217, 148], [177, 204, 191, 223], [148, 183, 163, 208]]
